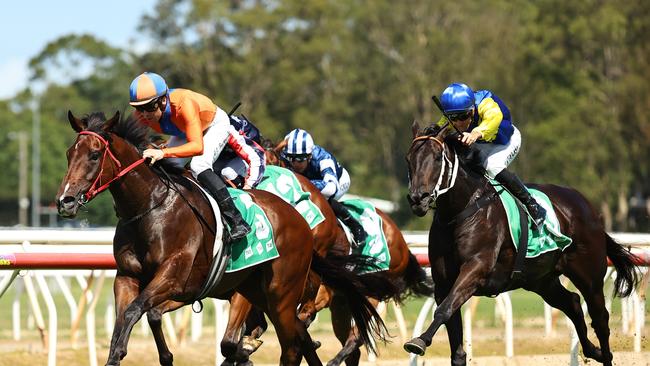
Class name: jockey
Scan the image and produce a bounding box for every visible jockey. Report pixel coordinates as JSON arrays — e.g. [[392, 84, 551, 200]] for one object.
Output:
[[129, 72, 265, 241], [437, 82, 546, 228], [279, 128, 368, 246]]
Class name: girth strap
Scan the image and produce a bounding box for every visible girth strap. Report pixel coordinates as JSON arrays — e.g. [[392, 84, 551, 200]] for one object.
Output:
[[446, 190, 499, 226], [438, 186, 528, 282]]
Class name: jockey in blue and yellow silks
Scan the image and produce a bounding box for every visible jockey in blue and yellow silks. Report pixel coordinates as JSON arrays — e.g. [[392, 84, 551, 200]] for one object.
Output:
[[436, 82, 546, 228], [129, 72, 265, 241]]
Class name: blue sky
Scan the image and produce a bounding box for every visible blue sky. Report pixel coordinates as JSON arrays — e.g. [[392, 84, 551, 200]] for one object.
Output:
[[0, 0, 157, 98]]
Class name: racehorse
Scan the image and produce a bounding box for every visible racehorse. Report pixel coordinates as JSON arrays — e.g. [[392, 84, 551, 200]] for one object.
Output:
[[404, 121, 640, 366], [223, 139, 433, 366], [55, 111, 393, 366], [220, 153, 350, 365]]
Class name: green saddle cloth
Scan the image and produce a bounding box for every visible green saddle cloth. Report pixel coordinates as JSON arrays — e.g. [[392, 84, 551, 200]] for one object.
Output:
[[491, 181, 572, 258], [256, 165, 326, 229], [341, 198, 391, 274], [225, 188, 279, 272]]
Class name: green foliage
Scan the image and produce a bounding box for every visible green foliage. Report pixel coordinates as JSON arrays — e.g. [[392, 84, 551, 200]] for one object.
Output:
[[0, 0, 648, 229]]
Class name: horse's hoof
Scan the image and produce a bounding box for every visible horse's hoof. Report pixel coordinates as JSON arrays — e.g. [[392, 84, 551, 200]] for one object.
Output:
[[404, 338, 427, 356], [241, 336, 264, 353], [313, 340, 322, 349], [583, 345, 604, 362]]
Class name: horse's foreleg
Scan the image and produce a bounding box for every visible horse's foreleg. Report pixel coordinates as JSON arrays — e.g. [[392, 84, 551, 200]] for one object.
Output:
[[106, 275, 140, 366], [446, 308, 466, 366], [431, 281, 467, 366], [220, 292, 253, 366], [404, 260, 484, 357], [147, 300, 185, 366], [106, 257, 193, 366]]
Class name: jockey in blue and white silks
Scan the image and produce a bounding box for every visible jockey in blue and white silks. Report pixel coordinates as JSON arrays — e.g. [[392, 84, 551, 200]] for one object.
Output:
[[283, 129, 348, 200], [281, 129, 367, 245]]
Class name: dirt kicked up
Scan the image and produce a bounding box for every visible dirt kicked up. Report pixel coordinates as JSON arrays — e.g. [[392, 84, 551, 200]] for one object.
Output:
[[0, 327, 648, 366]]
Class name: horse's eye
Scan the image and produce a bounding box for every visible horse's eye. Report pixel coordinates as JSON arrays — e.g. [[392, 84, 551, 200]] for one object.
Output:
[[89, 151, 101, 161]]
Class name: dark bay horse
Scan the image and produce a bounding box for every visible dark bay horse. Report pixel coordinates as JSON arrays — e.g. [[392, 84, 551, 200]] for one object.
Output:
[[404, 121, 639, 366], [55, 111, 391, 366]]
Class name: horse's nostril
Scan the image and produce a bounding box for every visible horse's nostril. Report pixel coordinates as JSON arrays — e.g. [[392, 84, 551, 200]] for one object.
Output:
[[407, 192, 425, 205], [62, 196, 76, 204]]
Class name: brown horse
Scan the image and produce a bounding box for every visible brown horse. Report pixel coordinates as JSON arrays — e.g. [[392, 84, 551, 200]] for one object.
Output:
[[404, 121, 640, 366], [223, 140, 433, 366], [220, 163, 347, 365], [55, 111, 392, 366]]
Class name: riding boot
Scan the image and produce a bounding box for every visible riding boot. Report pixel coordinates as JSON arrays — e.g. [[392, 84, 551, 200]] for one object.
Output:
[[494, 169, 546, 229], [329, 199, 368, 247], [464, 144, 488, 177], [197, 170, 251, 241]]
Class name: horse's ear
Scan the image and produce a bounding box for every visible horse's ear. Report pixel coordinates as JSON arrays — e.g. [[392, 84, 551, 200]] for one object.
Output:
[[411, 120, 421, 138], [274, 139, 288, 154], [104, 111, 120, 132], [67, 110, 85, 132]]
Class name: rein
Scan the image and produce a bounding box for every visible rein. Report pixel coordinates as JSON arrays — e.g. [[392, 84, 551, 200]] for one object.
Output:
[[411, 135, 459, 202], [78, 131, 216, 232], [78, 130, 145, 203], [412, 134, 500, 226]]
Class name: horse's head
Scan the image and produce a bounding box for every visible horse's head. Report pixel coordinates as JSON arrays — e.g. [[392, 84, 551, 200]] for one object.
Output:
[[260, 137, 287, 167], [55, 110, 121, 218], [405, 121, 459, 217]]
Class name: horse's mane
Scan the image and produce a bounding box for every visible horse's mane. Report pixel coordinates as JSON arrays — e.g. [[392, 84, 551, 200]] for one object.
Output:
[[82, 112, 186, 177], [83, 112, 148, 149], [260, 136, 277, 150], [444, 134, 488, 180], [415, 124, 487, 180], [421, 123, 443, 137]]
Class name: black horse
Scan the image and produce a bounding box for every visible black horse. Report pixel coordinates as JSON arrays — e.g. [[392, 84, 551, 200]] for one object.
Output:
[[404, 121, 639, 366]]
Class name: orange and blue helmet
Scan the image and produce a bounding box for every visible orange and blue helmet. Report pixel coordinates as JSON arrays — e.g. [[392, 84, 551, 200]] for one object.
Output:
[[440, 83, 475, 114], [129, 72, 168, 106]]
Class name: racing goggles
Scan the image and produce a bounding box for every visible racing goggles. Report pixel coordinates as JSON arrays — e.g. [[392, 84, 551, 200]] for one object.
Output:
[[447, 111, 471, 121], [134, 98, 160, 113], [286, 154, 310, 162]]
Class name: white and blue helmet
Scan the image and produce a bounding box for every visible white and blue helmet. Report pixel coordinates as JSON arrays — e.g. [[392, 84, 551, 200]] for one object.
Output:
[[284, 129, 314, 155]]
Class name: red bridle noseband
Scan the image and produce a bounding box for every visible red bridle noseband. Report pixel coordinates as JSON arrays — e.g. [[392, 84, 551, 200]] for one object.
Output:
[[78, 131, 145, 203]]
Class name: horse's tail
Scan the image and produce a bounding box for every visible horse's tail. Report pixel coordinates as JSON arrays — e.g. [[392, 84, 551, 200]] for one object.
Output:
[[401, 251, 435, 299], [606, 234, 641, 298], [310, 252, 396, 354]]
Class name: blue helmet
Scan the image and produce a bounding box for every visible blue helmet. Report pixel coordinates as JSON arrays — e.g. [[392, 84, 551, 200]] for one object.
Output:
[[440, 83, 475, 114], [129, 72, 168, 106], [284, 129, 314, 155]]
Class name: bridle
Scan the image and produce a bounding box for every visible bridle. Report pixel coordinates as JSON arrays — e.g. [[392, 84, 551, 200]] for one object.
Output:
[[409, 135, 459, 202], [74, 130, 213, 229], [77, 130, 145, 203]]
